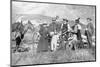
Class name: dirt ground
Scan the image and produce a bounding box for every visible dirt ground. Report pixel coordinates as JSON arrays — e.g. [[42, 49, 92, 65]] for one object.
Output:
[[11, 41, 95, 66]]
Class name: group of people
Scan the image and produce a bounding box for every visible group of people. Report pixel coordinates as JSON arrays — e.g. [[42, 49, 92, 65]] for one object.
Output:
[[12, 16, 95, 52], [36, 17, 95, 52]]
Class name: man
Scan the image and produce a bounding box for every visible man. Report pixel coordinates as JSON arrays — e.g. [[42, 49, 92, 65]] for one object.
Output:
[[74, 18, 82, 40], [14, 31, 21, 52], [61, 19, 69, 41], [84, 18, 94, 48], [59, 19, 70, 49], [74, 18, 83, 48]]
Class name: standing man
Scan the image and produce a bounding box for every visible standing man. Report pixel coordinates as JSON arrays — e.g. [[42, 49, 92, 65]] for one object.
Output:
[[74, 18, 83, 48], [85, 18, 94, 48], [74, 18, 82, 40]]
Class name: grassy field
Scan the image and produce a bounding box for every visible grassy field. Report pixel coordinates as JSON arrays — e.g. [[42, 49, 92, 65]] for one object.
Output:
[[11, 41, 95, 66]]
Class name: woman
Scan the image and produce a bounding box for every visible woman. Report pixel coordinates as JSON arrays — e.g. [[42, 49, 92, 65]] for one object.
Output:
[[37, 25, 50, 52]]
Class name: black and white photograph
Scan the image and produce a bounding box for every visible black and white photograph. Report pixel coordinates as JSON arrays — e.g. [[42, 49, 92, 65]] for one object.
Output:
[[11, 0, 96, 66]]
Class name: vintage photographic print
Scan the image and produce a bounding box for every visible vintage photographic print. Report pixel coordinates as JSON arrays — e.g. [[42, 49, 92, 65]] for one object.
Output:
[[11, 0, 96, 66]]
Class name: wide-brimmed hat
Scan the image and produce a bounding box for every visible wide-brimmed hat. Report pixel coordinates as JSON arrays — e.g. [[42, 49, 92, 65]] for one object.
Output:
[[75, 17, 80, 23], [87, 18, 92, 21], [63, 19, 68, 22]]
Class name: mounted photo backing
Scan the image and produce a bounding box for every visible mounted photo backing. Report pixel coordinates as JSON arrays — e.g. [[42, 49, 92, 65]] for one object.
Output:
[[11, 0, 96, 66]]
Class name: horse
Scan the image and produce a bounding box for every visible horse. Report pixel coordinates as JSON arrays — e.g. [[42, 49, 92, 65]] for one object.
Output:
[[12, 21, 29, 52], [12, 21, 24, 32]]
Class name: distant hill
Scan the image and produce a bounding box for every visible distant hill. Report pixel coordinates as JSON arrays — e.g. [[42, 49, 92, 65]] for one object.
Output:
[[12, 14, 53, 24]]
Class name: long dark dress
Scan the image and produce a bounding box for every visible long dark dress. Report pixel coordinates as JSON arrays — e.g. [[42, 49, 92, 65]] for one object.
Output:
[[37, 26, 49, 52]]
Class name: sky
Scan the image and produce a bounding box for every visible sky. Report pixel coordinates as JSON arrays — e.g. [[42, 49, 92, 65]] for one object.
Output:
[[12, 1, 96, 25]]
